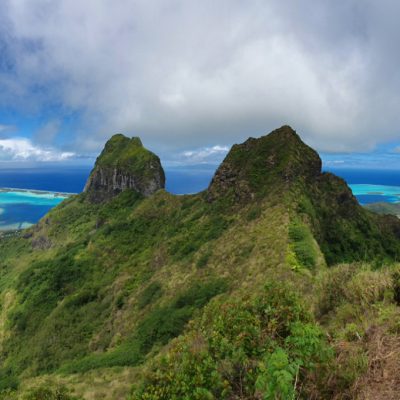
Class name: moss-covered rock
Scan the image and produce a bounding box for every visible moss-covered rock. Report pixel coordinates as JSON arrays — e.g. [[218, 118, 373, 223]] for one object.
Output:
[[207, 125, 321, 202], [84, 134, 165, 203]]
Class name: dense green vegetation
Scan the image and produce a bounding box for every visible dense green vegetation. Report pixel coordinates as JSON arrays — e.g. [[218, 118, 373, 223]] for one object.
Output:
[[288, 219, 319, 271], [0, 126, 399, 399], [132, 281, 332, 399], [93, 134, 162, 178], [295, 175, 400, 265], [59, 279, 227, 374]]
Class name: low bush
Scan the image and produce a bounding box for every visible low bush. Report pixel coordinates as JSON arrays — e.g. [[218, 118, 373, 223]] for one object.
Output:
[[0, 368, 19, 392], [137, 282, 163, 309], [22, 385, 81, 400], [132, 281, 332, 399], [344, 270, 392, 307]]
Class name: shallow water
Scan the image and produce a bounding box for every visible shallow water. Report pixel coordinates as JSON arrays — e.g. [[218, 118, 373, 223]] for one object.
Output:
[[0, 189, 68, 230], [349, 184, 400, 205]]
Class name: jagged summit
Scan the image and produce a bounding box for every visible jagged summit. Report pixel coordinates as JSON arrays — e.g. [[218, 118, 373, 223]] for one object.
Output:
[[84, 134, 165, 202], [207, 125, 322, 201]]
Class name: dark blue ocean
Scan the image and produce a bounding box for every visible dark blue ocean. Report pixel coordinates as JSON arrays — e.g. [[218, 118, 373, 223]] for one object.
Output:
[[327, 168, 400, 205], [0, 165, 398, 229], [328, 168, 400, 187], [0, 167, 91, 229], [1, 166, 398, 196], [0, 167, 92, 193]]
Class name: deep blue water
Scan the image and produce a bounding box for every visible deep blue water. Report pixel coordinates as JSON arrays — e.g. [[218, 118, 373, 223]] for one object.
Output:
[[165, 166, 216, 194], [0, 165, 398, 229], [327, 168, 400, 205], [0, 167, 89, 230], [356, 194, 392, 204], [0, 202, 62, 230], [0, 189, 67, 230], [0, 167, 91, 193], [327, 168, 400, 187]]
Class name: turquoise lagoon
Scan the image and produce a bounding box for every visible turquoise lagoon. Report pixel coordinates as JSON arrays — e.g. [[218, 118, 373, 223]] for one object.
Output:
[[0, 189, 70, 231], [349, 184, 400, 205]]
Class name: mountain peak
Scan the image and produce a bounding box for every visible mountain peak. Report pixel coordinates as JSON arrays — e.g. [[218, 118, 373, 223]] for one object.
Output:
[[84, 134, 165, 202], [207, 125, 321, 201], [107, 134, 143, 147], [268, 124, 300, 138]]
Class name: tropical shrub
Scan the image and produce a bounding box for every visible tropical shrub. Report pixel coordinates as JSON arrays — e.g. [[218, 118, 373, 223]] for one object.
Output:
[[131, 281, 332, 399]]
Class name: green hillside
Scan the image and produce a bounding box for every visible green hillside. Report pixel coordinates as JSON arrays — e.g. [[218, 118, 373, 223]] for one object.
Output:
[[365, 202, 400, 218], [0, 126, 399, 399]]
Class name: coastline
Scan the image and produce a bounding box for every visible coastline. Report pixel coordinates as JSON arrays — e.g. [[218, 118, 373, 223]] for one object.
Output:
[[349, 183, 400, 204], [0, 188, 74, 232], [0, 187, 76, 198]]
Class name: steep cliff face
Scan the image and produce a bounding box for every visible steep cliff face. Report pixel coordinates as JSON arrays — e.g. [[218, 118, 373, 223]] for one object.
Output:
[[84, 134, 165, 202]]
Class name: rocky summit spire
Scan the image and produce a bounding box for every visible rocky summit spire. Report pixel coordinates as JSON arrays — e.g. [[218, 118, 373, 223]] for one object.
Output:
[[207, 125, 322, 201], [84, 134, 165, 203]]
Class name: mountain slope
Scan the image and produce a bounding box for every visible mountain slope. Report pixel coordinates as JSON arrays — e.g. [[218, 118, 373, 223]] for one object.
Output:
[[365, 202, 400, 218], [0, 126, 399, 399]]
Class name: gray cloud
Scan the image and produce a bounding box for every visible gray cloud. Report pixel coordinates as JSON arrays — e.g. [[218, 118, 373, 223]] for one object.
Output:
[[0, 124, 15, 132], [1, 0, 400, 157], [33, 119, 61, 145], [163, 145, 230, 166]]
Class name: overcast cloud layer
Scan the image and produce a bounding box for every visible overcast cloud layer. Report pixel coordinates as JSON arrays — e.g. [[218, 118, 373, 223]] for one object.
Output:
[[0, 0, 400, 161]]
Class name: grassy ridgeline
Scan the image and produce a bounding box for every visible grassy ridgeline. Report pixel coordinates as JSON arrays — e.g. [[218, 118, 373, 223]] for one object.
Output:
[[0, 127, 399, 399]]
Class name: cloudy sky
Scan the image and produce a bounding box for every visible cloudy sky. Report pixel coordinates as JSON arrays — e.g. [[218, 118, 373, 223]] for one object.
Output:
[[0, 0, 399, 168]]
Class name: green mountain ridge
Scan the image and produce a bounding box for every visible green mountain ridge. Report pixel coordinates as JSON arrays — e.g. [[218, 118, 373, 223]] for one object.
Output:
[[0, 126, 399, 399]]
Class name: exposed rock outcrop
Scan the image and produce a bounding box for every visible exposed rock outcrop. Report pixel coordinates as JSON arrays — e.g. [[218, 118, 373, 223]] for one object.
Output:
[[84, 134, 165, 203], [31, 235, 52, 250], [207, 125, 321, 201]]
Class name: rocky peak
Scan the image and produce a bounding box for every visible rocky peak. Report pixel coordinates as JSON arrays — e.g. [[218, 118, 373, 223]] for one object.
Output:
[[207, 125, 322, 201], [84, 134, 165, 203]]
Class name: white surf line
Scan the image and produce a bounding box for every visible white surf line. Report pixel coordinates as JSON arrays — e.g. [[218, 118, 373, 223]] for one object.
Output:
[[0, 187, 77, 197]]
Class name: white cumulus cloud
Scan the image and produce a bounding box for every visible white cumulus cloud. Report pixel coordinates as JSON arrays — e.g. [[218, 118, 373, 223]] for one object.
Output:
[[182, 145, 229, 164], [0, 138, 75, 162]]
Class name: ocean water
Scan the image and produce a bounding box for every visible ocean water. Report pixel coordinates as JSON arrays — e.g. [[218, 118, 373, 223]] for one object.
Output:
[[327, 168, 400, 205], [165, 166, 215, 194], [0, 167, 91, 193], [0, 166, 399, 230], [348, 184, 400, 204], [0, 167, 89, 231], [0, 190, 68, 230]]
